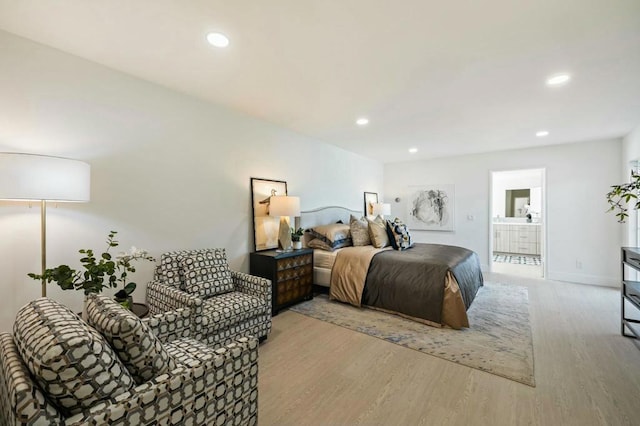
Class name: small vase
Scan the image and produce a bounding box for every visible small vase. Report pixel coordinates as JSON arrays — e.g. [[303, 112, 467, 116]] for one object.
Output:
[[292, 241, 302, 250]]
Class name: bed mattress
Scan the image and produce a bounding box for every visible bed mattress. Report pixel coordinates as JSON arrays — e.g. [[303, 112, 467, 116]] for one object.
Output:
[[313, 249, 340, 287], [313, 249, 339, 269]]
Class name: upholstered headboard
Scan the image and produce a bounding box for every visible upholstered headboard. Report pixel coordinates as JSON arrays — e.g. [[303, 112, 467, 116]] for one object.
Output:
[[297, 205, 362, 231]]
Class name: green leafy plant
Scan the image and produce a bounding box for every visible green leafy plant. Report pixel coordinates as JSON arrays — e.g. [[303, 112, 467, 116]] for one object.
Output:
[[606, 170, 640, 223], [290, 227, 304, 242], [28, 231, 155, 299]]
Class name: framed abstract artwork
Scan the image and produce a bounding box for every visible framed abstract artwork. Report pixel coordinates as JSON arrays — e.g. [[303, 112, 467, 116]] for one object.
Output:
[[406, 185, 455, 231], [364, 192, 378, 216], [251, 178, 288, 251]]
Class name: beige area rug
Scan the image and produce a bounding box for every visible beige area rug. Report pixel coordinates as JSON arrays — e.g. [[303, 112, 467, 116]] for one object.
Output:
[[289, 283, 535, 386]]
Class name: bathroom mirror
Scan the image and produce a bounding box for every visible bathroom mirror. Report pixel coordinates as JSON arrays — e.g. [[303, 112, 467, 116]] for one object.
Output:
[[505, 189, 530, 217]]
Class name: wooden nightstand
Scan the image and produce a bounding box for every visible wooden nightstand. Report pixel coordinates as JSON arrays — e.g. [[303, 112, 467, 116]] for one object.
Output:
[[250, 248, 314, 315]]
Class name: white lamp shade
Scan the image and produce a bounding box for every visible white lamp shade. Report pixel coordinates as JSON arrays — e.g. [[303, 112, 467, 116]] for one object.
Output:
[[0, 153, 90, 202], [269, 196, 301, 217], [372, 203, 391, 216]]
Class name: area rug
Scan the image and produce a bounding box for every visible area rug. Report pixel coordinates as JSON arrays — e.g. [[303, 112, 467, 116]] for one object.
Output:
[[289, 283, 535, 386], [493, 254, 541, 265]]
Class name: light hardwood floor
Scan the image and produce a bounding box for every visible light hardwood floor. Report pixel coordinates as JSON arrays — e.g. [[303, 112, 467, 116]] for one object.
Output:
[[491, 261, 542, 278], [258, 272, 640, 426]]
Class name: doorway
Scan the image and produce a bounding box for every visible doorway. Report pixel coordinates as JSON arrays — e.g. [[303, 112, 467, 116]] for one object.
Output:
[[490, 168, 545, 278]]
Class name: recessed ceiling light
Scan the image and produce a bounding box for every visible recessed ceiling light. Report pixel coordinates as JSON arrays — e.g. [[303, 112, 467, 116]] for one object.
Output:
[[356, 117, 369, 126], [206, 32, 230, 48], [546, 73, 570, 86], [409, 148, 418, 154], [536, 130, 549, 137]]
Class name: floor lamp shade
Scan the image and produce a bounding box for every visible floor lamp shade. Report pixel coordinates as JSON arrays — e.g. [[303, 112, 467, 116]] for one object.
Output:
[[269, 196, 301, 250], [0, 153, 91, 202], [0, 153, 91, 297]]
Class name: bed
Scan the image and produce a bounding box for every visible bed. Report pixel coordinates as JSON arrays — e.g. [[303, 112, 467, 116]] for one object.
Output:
[[301, 206, 484, 329]]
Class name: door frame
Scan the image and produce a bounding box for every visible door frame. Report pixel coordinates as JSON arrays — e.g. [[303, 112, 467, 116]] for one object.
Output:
[[489, 168, 547, 278]]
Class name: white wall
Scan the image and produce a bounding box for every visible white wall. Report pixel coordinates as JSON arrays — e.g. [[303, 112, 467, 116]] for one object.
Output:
[[384, 139, 622, 287], [0, 31, 383, 331]]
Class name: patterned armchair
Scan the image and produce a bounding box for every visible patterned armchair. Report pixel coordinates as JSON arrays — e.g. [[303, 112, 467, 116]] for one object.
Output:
[[0, 296, 259, 425], [146, 249, 272, 347]]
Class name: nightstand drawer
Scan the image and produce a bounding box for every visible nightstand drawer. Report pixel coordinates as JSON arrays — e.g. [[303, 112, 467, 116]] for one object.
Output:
[[277, 274, 313, 305], [276, 254, 312, 271], [277, 264, 312, 281]]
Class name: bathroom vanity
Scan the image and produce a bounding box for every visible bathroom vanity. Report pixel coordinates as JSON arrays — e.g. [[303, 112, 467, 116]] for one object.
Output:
[[493, 222, 541, 255]]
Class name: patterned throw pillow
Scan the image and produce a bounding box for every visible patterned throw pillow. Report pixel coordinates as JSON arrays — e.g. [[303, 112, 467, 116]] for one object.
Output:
[[86, 294, 177, 384], [180, 249, 234, 298], [367, 215, 390, 248], [160, 251, 186, 287], [386, 218, 413, 250], [307, 223, 352, 249], [349, 214, 371, 246], [13, 298, 134, 416]]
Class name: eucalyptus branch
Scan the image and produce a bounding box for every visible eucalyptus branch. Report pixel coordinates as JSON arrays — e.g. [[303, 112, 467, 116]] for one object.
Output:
[[606, 170, 640, 223], [28, 231, 155, 297]]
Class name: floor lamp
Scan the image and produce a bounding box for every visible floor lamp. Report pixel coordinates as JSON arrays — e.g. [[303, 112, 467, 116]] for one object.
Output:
[[269, 195, 301, 251], [0, 153, 91, 297]]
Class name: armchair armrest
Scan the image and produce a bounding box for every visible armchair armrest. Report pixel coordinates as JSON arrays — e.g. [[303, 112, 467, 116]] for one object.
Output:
[[66, 336, 259, 426], [142, 307, 191, 343], [0, 333, 64, 425], [231, 270, 272, 306], [146, 280, 203, 316]]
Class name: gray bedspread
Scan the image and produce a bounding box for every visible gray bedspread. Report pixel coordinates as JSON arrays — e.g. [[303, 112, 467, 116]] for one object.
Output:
[[361, 243, 483, 324]]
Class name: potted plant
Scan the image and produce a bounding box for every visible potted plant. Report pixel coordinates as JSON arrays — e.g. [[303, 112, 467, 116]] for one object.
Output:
[[28, 231, 155, 309], [606, 170, 640, 223], [291, 227, 304, 250]]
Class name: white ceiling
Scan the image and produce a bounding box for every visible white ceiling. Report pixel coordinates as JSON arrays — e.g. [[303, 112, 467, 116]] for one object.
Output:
[[0, 0, 639, 163]]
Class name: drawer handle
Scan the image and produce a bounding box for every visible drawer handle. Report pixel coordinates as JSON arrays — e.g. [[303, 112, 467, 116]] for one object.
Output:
[[629, 257, 640, 262], [629, 294, 640, 304]]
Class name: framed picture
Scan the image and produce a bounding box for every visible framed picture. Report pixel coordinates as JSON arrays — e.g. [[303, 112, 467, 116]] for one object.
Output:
[[406, 185, 455, 231], [364, 192, 378, 216], [251, 178, 288, 251]]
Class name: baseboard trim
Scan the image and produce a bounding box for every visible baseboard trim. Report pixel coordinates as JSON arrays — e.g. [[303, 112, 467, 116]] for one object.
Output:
[[546, 271, 619, 288]]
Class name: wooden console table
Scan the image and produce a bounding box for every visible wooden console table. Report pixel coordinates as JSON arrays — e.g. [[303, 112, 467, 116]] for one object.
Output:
[[621, 247, 640, 343]]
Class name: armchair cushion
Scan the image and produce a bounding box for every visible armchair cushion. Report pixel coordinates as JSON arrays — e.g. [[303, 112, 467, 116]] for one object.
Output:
[[180, 250, 233, 297], [85, 294, 177, 384], [12, 298, 134, 416], [201, 292, 268, 332], [0, 333, 63, 424]]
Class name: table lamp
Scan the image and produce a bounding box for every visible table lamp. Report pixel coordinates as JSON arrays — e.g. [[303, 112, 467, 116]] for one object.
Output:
[[373, 202, 391, 218], [0, 153, 91, 297], [269, 195, 300, 251]]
